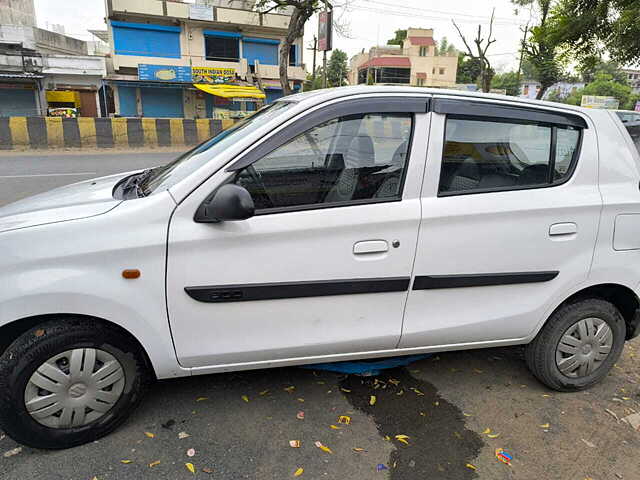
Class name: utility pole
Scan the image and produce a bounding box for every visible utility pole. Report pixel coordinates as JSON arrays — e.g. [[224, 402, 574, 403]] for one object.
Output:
[[308, 35, 318, 86], [322, 0, 329, 89], [516, 22, 530, 91]]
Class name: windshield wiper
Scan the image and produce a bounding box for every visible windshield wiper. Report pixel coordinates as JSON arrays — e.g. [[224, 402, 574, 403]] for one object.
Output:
[[122, 168, 155, 198]]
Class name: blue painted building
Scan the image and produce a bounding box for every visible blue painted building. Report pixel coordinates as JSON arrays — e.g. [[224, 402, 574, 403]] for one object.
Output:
[[105, 0, 306, 119]]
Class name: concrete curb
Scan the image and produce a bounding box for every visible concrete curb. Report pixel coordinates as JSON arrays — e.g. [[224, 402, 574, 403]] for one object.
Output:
[[0, 117, 237, 150]]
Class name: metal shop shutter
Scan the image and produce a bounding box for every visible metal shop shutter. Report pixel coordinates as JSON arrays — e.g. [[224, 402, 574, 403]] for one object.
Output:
[[0, 88, 38, 116], [141, 87, 184, 118], [243, 37, 279, 66]]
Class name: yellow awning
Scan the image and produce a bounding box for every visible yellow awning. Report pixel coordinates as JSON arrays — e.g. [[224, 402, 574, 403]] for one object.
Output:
[[194, 84, 266, 99]]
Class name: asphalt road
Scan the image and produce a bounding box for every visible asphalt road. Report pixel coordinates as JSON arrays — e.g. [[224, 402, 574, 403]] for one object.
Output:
[[0, 150, 180, 207], [1, 150, 640, 480]]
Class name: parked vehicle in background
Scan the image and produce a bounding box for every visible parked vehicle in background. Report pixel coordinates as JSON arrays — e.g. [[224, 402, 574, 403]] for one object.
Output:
[[616, 110, 640, 150], [1, 87, 640, 449]]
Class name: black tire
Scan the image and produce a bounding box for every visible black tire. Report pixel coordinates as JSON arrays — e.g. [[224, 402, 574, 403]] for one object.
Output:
[[525, 298, 626, 392], [0, 318, 150, 449]]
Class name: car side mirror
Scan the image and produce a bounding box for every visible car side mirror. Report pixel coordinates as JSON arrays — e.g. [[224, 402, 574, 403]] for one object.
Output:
[[195, 184, 255, 223]]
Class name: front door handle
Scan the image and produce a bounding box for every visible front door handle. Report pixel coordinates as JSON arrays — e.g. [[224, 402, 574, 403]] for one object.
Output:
[[353, 240, 389, 255], [549, 222, 577, 236]]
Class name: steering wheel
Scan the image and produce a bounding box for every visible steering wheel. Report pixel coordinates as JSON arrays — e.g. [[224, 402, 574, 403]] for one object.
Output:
[[246, 164, 275, 209]]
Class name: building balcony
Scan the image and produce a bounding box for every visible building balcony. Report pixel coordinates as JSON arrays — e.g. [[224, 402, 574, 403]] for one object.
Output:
[[110, 0, 292, 30]]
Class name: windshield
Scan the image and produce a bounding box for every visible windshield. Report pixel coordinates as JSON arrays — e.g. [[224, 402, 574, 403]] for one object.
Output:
[[139, 102, 294, 195]]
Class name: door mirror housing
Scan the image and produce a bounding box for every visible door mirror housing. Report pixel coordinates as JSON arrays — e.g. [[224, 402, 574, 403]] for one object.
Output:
[[195, 184, 255, 223]]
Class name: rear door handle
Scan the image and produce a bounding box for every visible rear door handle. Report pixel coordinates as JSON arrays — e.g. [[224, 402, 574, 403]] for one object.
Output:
[[353, 240, 389, 254], [549, 222, 577, 236]]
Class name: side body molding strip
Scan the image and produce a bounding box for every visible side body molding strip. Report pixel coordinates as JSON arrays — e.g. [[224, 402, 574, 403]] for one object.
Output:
[[185, 277, 411, 303], [412, 271, 559, 290]]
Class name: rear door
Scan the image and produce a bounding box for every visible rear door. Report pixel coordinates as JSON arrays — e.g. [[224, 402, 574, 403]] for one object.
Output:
[[400, 98, 601, 349]]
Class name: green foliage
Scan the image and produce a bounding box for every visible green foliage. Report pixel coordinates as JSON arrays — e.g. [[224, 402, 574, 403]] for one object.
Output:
[[552, 0, 640, 67], [512, 0, 565, 99], [436, 37, 457, 56], [491, 71, 521, 96], [578, 58, 629, 84], [387, 29, 407, 46], [303, 68, 324, 91], [326, 49, 348, 87], [456, 54, 482, 84], [565, 73, 635, 108]]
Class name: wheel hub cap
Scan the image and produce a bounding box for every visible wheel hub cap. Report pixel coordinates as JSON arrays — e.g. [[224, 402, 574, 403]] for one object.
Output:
[[24, 348, 125, 429], [555, 317, 613, 378]]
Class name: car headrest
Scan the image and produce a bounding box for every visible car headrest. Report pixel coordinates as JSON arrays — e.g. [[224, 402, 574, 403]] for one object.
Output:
[[345, 135, 375, 168]]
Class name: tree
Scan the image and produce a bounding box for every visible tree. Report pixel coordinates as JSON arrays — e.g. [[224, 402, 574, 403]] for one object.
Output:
[[387, 29, 407, 46], [552, 0, 640, 67], [456, 53, 482, 84], [254, 1, 350, 96], [491, 71, 521, 96], [303, 67, 325, 90], [578, 58, 629, 85], [452, 9, 497, 92], [565, 73, 634, 108], [436, 37, 457, 56], [326, 49, 348, 86], [513, 0, 565, 100]]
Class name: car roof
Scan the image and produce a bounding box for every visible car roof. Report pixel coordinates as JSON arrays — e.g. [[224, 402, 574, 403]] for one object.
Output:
[[283, 85, 591, 116]]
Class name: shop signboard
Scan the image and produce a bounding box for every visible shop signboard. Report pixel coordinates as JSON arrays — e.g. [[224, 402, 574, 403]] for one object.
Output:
[[318, 10, 333, 51], [581, 95, 620, 110], [138, 64, 192, 83], [192, 67, 236, 85], [189, 4, 214, 21]]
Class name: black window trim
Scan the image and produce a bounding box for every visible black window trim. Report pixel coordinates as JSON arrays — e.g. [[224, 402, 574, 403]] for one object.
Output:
[[436, 107, 585, 198], [221, 97, 428, 216]]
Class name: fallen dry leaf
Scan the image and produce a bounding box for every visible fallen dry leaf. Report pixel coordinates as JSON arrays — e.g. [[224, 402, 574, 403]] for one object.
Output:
[[120, 460, 132, 464], [185, 462, 196, 474], [338, 415, 351, 424], [297, 398, 305, 403], [330, 425, 341, 430], [581, 439, 596, 448], [340, 387, 351, 393], [482, 428, 492, 434], [3, 447, 22, 458], [395, 434, 410, 445], [144, 432, 155, 438], [396, 390, 404, 396], [353, 448, 365, 452], [488, 433, 500, 439], [466, 463, 477, 470], [369, 395, 377, 406], [196, 397, 208, 402], [241, 395, 249, 403], [202, 467, 213, 474], [284, 386, 296, 393], [178, 431, 191, 439], [388, 378, 400, 385], [259, 390, 270, 396], [294, 467, 304, 477], [149, 460, 161, 468], [539, 423, 550, 428], [315, 441, 333, 454]]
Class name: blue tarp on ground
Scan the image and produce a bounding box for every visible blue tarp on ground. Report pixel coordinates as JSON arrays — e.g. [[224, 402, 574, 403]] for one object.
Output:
[[300, 354, 431, 376]]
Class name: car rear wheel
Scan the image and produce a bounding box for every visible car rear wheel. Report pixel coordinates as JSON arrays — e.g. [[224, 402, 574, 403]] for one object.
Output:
[[0, 318, 150, 449], [525, 298, 626, 391]]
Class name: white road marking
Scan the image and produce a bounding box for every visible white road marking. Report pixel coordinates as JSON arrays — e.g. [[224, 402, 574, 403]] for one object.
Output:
[[0, 172, 97, 178]]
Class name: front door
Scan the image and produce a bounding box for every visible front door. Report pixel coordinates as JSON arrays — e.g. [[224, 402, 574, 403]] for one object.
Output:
[[167, 99, 429, 368], [400, 99, 601, 349]]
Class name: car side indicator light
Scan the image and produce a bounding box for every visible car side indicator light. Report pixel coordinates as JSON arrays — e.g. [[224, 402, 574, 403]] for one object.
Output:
[[122, 269, 141, 279]]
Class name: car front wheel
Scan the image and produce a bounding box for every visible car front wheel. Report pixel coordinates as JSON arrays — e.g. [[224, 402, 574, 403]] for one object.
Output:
[[0, 318, 150, 449], [525, 298, 626, 391]]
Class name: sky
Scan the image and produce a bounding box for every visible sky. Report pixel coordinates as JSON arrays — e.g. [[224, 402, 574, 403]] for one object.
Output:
[[33, 0, 531, 73]]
